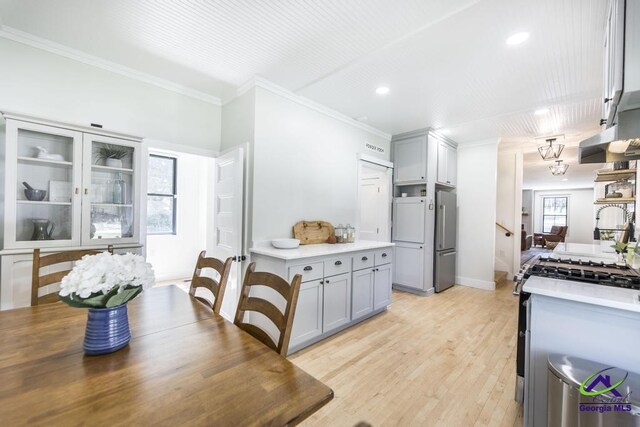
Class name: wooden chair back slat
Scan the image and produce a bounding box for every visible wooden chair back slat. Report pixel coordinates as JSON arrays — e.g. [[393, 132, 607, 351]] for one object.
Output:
[[245, 272, 292, 300], [31, 246, 114, 307], [234, 262, 302, 356], [39, 271, 72, 287], [188, 251, 233, 314], [242, 297, 286, 331]]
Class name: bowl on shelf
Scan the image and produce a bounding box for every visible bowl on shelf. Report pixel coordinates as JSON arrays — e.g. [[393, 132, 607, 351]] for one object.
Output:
[[24, 189, 47, 201], [271, 238, 301, 249]]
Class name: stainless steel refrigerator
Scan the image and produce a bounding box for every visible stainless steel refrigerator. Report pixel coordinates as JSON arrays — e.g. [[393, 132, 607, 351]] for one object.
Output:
[[435, 190, 457, 292]]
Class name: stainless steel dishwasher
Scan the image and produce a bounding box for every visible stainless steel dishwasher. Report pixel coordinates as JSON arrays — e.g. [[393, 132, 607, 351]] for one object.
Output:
[[547, 354, 640, 426]]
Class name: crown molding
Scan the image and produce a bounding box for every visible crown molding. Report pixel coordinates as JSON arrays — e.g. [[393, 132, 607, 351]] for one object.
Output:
[[227, 76, 392, 140], [457, 138, 501, 149], [0, 26, 222, 106]]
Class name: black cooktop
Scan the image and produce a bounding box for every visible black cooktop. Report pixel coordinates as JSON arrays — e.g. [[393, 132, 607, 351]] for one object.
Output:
[[525, 257, 640, 291]]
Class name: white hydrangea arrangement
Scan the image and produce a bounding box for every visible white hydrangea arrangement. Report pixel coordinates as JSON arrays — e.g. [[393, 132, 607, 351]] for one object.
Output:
[[59, 252, 155, 308]]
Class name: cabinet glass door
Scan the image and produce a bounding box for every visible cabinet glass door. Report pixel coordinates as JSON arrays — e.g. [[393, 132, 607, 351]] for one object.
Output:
[[82, 134, 139, 245], [7, 120, 82, 248]]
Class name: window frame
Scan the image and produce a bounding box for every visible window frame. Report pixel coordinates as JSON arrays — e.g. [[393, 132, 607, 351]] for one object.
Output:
[[541, 196, 568, 233], [147, 154, 178, 235]]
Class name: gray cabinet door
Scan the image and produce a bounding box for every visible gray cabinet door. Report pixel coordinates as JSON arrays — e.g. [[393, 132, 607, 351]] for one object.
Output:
[[437, 140, 448, 184], [351, 268, 374, 320], [393, 242, 424, 291], [290, 279, 323, 348], [393, 136, 427, 183], [392, 198, 426, 243], [373, 263, 392, 310], [446, 145, 457, 186], [322, 272, 352, 333]]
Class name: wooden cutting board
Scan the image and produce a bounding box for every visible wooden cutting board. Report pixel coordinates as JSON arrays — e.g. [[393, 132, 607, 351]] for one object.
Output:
[[293, 221, 335, 245]]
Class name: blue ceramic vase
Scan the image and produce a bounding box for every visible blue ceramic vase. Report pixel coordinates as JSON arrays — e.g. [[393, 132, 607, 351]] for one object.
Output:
[[83, 304, 131, 355]]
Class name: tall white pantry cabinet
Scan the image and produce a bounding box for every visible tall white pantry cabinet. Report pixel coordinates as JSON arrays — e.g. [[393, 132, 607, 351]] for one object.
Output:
[[0, 112, 144, 310]]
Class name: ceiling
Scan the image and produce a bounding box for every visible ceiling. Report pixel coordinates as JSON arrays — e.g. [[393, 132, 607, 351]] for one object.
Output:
[[0, 0, 608, 144]]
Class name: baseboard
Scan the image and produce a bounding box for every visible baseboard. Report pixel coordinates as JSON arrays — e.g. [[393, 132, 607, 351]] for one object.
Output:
[[392, 284, 433, 296], [455, 276, 496, 291]]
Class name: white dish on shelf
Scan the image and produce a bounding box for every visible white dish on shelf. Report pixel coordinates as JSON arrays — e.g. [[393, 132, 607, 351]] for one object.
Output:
[[271, 238, 301, 249]]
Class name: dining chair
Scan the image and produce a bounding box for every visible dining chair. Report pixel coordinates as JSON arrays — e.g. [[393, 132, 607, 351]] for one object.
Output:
[[31, 245, 114, 306], [234, 262, 302, 356], [188, 250, 233, 314]]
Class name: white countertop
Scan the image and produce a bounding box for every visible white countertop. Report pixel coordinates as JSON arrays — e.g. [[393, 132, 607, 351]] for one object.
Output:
[[250, 240, 394, 260], [552, 242, 617, 262], [523, 275, 640, 313]]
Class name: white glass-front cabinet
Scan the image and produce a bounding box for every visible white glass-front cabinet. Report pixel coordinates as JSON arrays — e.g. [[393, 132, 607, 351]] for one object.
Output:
[[82, 134, 140, 245], [2, 115, 142, 250]]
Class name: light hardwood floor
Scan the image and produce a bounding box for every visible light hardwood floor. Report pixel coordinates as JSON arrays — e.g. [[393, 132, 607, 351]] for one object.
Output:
[[290, 275, 524, 426]]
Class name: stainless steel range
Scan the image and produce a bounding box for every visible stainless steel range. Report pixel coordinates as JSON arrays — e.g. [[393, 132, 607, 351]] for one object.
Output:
[[512, 256, 640, 404]]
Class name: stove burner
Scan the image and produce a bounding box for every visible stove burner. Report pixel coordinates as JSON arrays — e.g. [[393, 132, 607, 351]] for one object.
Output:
[[525, 259, 640, 291]]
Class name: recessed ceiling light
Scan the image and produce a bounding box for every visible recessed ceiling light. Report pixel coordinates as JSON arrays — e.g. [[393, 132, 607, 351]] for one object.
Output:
[[561, 178, 569, 181], [506, 32, 530, 46], [534, 108, 550, 116], [376, 86, 390, 95]]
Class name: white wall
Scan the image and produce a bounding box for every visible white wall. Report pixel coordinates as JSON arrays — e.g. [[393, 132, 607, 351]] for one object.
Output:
[[532, 189, 595, 244], [456, 139, 499, 290], [495, 149, 523, 276], [0, 38, 221, 153], [146, 149, 211, 281], [251, 86, 391, 241]]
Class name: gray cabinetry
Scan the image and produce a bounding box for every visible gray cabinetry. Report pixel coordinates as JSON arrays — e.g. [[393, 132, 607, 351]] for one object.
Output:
[[290, 279, 323, 347], [250, 243, 393, 354], [373, 263, 392, 310], [393, 242, 424, 291], [351, 268, 374, 321], [393, 136, 427, 184], [322, 272, 351, 333], [436, 139, 457, 186]]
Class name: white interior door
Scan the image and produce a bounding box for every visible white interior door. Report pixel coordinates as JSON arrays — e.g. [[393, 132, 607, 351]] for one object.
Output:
[[211, 146, 244, 321], [358, 161, 391, 242]]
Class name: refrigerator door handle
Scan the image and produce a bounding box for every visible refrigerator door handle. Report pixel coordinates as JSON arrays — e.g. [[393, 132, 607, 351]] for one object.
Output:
[[440, 205, 446, 249]]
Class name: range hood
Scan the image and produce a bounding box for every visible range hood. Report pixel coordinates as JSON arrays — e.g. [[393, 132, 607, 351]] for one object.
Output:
[[578, 109, 640, 163]]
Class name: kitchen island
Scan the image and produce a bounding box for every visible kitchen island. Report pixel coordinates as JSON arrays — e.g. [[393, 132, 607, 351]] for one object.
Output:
[[551, 242, 617, 262], [251, 240, 394, 353], [522, 276, 640, 426]]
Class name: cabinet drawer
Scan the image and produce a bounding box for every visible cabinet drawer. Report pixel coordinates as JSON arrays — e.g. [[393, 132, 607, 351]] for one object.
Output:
[[324, 256, 351, 277], [374, 248, 392, 266], [289, 261, 323, 282], [352, 251, 374, 271]]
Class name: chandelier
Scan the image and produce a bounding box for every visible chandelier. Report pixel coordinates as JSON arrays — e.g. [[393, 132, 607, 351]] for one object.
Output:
[[549, 160, 569, 176], [538, 138, 564, 160]]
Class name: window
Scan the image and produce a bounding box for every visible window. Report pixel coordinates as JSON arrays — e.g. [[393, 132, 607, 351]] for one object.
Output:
[[542, 196, 567, 233], [147, 154, 177, 235]]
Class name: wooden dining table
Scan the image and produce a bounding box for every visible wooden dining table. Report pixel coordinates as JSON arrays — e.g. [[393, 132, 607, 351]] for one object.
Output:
[[0, 286, 333, 426]]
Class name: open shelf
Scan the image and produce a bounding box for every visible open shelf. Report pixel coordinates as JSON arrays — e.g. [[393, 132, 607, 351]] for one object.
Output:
[[17, 156, 72, 167], [92, 165, 134, 174], [594, 169, 637, 182], [594, 197, 636, 204], [16, 200, 72, 206]]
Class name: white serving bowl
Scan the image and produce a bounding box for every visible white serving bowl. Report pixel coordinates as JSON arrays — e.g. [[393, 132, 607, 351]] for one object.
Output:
[[271, 238, 301, 249]]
